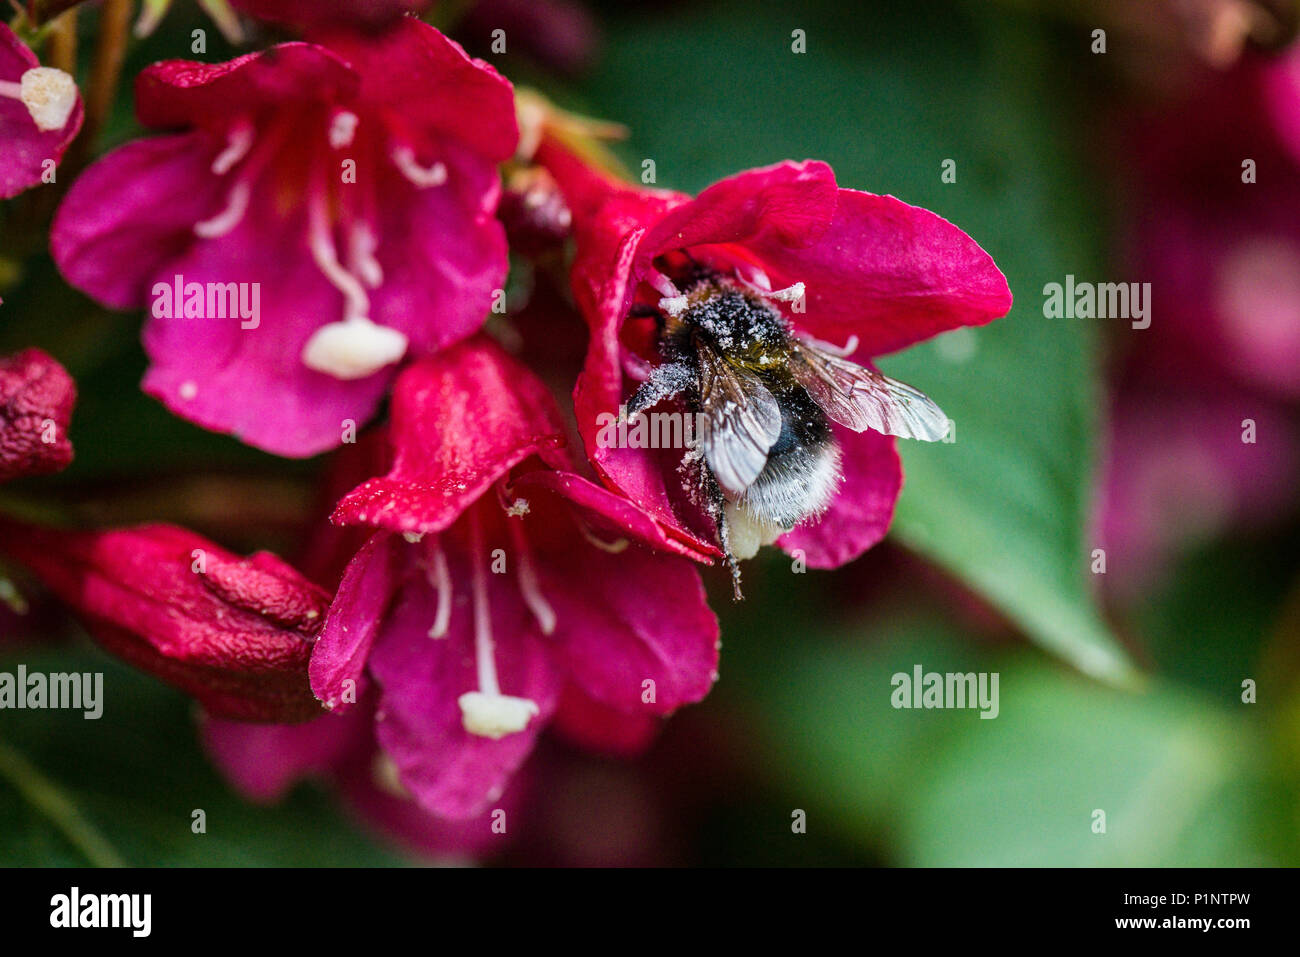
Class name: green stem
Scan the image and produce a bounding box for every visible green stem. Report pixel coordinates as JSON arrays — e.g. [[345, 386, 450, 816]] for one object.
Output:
[[0, 735, 126, 867]]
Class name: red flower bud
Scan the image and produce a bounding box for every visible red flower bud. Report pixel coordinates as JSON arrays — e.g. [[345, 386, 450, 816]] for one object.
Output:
[[0, 349, 74, 483], [0, 519, 328, 721]]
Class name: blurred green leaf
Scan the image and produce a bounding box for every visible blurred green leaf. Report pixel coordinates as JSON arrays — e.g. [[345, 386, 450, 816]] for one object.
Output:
[[575, 0, 1132, 683], [736, 610, 1287, 865], [0, 646, 409, 867]]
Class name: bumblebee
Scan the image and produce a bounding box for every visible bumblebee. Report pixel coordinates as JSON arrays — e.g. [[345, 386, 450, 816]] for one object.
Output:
[[628, 271, 950, 597]]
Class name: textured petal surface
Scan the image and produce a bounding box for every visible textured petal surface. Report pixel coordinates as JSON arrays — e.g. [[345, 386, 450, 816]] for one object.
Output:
[[0, 520, 328, 720], [0, 349, 75, 482], [333, 338, 568, 533]]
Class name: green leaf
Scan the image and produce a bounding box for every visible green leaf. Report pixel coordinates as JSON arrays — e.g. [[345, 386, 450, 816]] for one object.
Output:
[[0, 646, 410, 867], [898, 660, 1280, 866], [573, 0, 1133, 683], [734, 611, 1286, 866]]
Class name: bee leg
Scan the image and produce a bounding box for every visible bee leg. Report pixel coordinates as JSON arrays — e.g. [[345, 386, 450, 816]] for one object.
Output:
[[627, 361, 691, 414], [702, 471, 745, 601]]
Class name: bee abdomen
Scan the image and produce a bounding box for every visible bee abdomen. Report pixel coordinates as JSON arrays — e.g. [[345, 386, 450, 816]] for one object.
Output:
[[740, 388, 841, 529]]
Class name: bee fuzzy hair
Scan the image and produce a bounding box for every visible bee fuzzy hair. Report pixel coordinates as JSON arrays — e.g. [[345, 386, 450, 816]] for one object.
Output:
[[739, 437, 843, 531]]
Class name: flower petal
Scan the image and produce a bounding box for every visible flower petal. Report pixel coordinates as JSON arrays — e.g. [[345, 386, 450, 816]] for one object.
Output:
[[309, 531, 406, 710], [135, 43, 357, 132], [508, 467, 717, 562], [136, 172, 397, 457], [537, 535, 719, 714], [638, 159, 838, 264], [550, 682, 662, 757], [368, 143, 508, 357], [752, 188, 1013, 358], [0, 348, 75, 482], [201, 707, 369, 802], [51, 133, 227, 310], [322, 19, 517, 163], [333, 337, 567, 533], [368, 557, 560, 820]]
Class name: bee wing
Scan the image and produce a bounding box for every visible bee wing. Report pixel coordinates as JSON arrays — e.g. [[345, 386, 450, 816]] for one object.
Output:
[[790, 341, 950, 441], [696, 344, 784, 498]]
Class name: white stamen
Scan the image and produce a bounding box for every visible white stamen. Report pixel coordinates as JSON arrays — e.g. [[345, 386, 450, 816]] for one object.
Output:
[[423, 538, 452, 639], [458, 512, 539, 739], [622, 352, 654, 383], [308, 193, 371, 323], [348, 221, 384, 289], [211, 122, 255, 175], [329, 110, 359, 150], [193, 180, 252, 238], [506, 516, 556, 636], [737, 267, 805, 305], [743, 266, 773, 291], [391, 145, 447, 188], [647, 268, 681, 300], [801, 332, 860, 358], [504, 498, 529, 517], [578, 523, 629, 554], [766, 281, 805, 303], [457, 691, 539, 739], [301, 316, 408, 380], [1, 68, 78, 132]]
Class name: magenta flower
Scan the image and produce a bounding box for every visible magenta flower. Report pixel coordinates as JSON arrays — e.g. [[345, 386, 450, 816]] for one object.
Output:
[[309, 334, 719, 819], [0, 25, 82, 200], [0, 348, 75, 482], [201, 698, 522, 858], [0, 518, 329, 721], [51, 20, 516, 457], [538, 143, 1012, 576]]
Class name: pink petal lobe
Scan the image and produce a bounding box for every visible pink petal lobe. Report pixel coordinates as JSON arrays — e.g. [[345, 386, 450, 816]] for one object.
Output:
[[135, 44, 357, 132], [309, 531, 405, 710], [333, 337, 568, 533], [638, 159, 839, 263], [536, 533, 719, 714], [51, 133, 227, 311], [753, 189, 1013, 358]]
